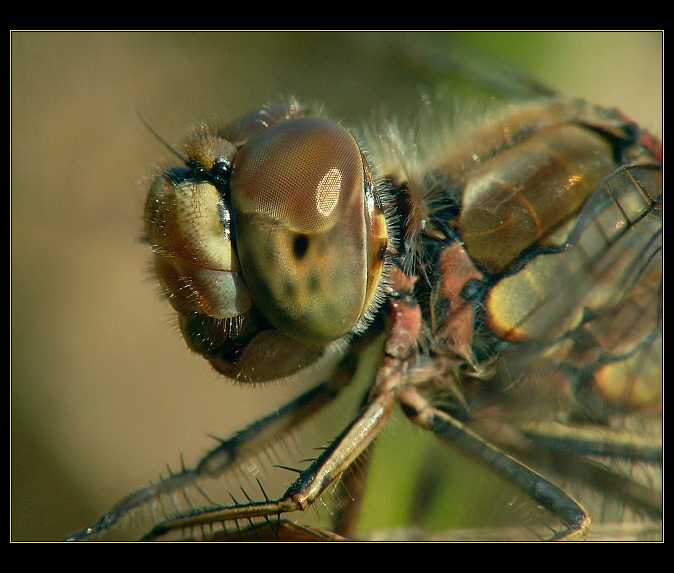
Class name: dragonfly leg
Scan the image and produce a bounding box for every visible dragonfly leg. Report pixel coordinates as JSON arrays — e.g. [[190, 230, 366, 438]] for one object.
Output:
[[329, 440, 375, 538], [399, 386, 593, 541], [515, 421, 663, 521], [143, 267, 424, 541], [143, 372, 401, 540], [65, 351, 360, 541]]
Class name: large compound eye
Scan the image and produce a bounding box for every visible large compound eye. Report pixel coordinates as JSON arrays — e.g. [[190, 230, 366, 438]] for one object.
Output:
[[230, 117, 388, 344], [145, 173, 251, 319]]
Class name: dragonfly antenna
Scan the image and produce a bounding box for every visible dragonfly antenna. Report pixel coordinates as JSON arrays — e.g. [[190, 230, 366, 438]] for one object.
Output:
[[136, 110, 185, 162]]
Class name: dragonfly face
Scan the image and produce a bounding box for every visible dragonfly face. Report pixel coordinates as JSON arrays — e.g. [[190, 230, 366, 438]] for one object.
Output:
[[68, 79, 662, 541], [145, 104, 392, 381]]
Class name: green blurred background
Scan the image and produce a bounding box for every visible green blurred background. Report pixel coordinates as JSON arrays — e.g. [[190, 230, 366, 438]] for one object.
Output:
[[11, 31, 662, 541]]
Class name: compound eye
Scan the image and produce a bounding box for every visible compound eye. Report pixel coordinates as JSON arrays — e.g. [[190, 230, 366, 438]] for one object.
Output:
[[145, 175, 251, 319], [231, 117, 388, 344]]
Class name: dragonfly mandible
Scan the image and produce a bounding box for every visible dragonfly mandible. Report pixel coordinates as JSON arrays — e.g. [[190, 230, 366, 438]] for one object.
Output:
[[66, 61, 662, 542]]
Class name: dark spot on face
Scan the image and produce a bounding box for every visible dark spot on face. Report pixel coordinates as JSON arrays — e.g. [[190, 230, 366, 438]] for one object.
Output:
[[293, 233, 309, 260], [283, 279, 297, 300], [308, 271, 321, 292]]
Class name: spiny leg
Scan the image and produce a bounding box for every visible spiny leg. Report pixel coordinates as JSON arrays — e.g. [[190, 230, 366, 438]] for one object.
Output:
[[399, 386, 593, 540], [142, 355, 404, 540], [143, 270, 423, 541], [65, 351, 362, 541], [329, 438, 376, 538]]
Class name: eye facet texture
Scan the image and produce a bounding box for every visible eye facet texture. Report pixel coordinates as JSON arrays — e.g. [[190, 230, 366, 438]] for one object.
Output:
[[230, 117, 386, 343]]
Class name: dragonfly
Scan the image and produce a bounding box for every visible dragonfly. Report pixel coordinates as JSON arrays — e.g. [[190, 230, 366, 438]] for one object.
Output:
[[66, 48, 662, 542]]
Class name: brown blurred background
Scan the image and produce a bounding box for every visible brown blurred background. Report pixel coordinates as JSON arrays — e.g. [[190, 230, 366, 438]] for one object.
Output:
[[11, 31, 662, 541]]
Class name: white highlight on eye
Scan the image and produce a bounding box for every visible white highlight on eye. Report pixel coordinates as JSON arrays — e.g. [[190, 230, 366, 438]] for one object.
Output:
[[315, 167, 341, 216]]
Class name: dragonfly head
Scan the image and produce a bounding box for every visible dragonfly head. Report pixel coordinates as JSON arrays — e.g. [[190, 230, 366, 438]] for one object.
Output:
[[144, 103, 393, 382]]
